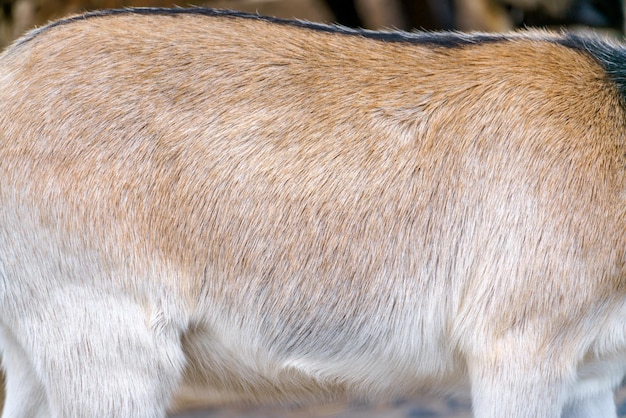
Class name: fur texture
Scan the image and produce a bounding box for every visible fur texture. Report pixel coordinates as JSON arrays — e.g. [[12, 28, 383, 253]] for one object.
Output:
[[0, 8, 625, 418]]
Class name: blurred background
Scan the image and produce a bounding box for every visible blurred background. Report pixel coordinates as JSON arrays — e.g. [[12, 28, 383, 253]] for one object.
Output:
[[1, 0, 625, 48], [1, 0, 626, 417]]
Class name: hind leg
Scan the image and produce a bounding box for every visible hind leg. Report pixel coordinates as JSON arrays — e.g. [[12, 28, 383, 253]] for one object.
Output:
[[469, 360, 567, 418], [562, 389, 616, 418], [467, 335, 571, 418], [12, 286, 187, 418], [0, 325, 49, 418], [561, 362, 624, 418]]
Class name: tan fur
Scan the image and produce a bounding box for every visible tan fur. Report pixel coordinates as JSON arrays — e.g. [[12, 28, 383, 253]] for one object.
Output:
[[0, 10, 625, 418]]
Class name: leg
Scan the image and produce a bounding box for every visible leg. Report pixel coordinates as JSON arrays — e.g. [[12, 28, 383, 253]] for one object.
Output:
[[561, 354, 625, 418], [470, 363, 566, 418], [0, 326, 49, 418], [562, 389, 616, 418], [468, 344, 568, 418], [13, 287, 186, 418], [470, 367, 565, 418]]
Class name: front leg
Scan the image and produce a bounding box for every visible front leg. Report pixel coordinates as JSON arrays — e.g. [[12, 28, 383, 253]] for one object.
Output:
[[9, 286, 187, 418]]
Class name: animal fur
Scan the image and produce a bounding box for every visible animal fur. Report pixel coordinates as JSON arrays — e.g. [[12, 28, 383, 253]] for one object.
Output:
[[0, 8, 625, 418]]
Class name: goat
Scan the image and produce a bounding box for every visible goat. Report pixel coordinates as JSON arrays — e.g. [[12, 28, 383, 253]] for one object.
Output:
[[0, 8, 625, 418]]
